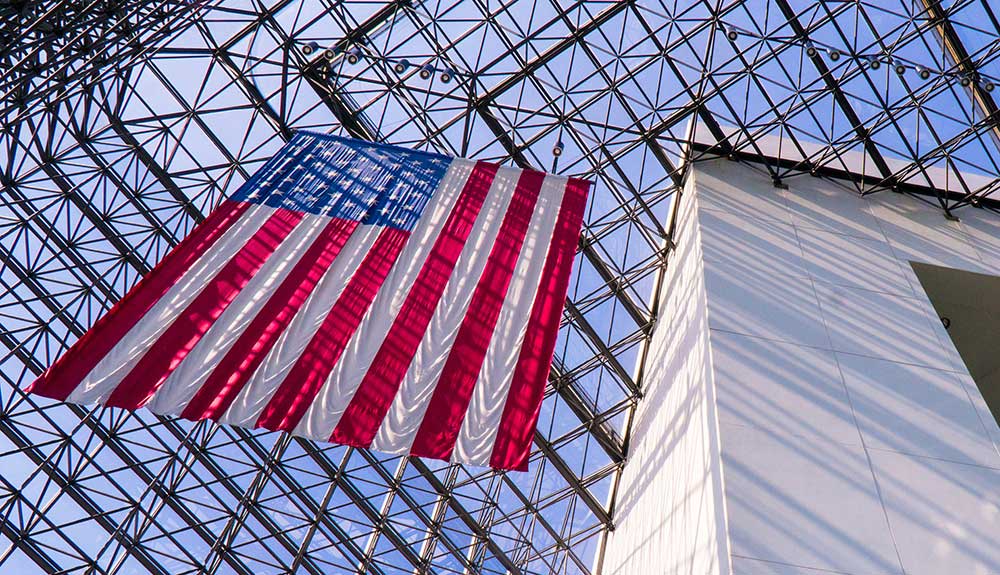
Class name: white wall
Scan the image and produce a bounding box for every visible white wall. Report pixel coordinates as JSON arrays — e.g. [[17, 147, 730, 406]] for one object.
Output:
[[600, 173, 730, 575], [602, 157, 1000, 575]]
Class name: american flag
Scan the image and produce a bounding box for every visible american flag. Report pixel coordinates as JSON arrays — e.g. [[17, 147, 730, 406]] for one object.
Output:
[[28, 132, 590, 471]]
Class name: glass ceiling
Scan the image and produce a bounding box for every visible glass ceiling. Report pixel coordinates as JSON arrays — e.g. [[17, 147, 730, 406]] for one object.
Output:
[[1, 1, 998, 573]]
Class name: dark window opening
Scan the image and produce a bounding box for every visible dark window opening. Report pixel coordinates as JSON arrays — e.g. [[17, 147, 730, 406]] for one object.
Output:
[[912, 261, 1000, 428]]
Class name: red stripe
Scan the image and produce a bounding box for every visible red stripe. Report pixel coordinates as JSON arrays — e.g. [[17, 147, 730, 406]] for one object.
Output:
[[409, 170, 546, 460], [103, 208, 303, 410], [27, 200, 250, 400], [329, 162, 499, 448], [489, 178, 590, 471], [179, 217, 359, 422], [254, 226, 410, 432]]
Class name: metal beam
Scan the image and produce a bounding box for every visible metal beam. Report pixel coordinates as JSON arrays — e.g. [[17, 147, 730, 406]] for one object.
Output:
[[774, 0, 894, 182], [921, 0, 1000, 149]]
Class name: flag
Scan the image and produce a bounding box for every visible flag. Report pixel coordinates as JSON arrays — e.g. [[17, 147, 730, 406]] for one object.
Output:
[[28, 131, 590, 471]]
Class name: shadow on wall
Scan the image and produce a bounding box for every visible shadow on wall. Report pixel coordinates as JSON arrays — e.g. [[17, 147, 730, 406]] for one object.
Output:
[[697, 160, 1000, 575], [604, 185, 732, 575]]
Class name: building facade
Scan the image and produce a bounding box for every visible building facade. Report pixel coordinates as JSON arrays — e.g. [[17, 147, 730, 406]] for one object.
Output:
[[603, 157, 1000, 575]]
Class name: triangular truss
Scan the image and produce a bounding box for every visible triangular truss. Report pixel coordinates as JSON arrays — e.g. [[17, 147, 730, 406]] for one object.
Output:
[[1, 1, 998, 573]]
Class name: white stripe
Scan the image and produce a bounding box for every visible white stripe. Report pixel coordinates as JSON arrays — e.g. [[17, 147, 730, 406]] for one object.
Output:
[[67, 204, 275, 405], [370, 166, 523, 454], [292, 159, 477, 441], [452, 175, 569, 466], [218, 223, 380, 428], [144, 214, 331, 416]]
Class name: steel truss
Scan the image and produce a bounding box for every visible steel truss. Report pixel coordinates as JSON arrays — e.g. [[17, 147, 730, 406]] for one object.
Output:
[[1, 1, 999, 574]]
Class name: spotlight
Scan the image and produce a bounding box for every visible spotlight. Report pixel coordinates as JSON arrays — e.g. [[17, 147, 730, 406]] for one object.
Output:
[[393, 59, 410, 74], [916, 66, 931, 80], [722, 25, 738, 41], [984, 80, 996, 92], [960, 75, 972, 87], [440, 68, 454, 83], [894, 62, 906, 75], [826, 48, 841, 61], [322, 47, 336, 61], [419, 64, 433, 80], [346, 47, 361, 65], [302, 41, 319, 56], [868, 56, 881, 70], [805, 43, 817, 58], [553, 141, 564, 157]]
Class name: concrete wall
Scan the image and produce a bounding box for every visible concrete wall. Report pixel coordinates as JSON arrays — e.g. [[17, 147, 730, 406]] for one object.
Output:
[[602, 157, 1000, 575]]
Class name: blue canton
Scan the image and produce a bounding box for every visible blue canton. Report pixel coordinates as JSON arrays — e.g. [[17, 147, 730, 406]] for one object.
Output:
[[230, 131, 452, 232]]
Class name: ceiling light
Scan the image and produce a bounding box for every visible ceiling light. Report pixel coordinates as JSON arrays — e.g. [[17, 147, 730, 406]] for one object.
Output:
[[302, 41, 318, 56], [723, 25, 738, 41], [553, 141, 564, 157], [868, 56, 881, 70], [894, 63, 906, 75], [960, 75, 972, 87], [322, 47, 336, 61], [826, 48, 841, 61], [805, 44, 817, 58], [419, 64, 433, 80], [916, 66, 931, 80], [984, 80, 996, 92], [440, 68, 454, 83], [394, 59, 410, 74], [346, 47, 361, 65]]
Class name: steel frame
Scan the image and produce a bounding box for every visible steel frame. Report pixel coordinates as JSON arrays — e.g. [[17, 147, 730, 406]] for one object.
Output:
[[2, 1, 999, 574]]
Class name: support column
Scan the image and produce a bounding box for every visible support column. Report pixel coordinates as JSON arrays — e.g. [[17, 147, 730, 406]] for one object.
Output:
[[601, 168, 730, 575], [602, 158, 1000, 575]]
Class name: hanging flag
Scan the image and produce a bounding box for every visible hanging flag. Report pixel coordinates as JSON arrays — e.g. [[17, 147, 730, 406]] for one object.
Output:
[[28, 131, 590, 471]]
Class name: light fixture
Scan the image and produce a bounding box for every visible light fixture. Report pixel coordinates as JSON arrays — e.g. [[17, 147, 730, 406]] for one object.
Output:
[[419, 64, 433, 80], [894, 62, 906, 75], [302, 41, 319, 56], [916, 66, 931, 80], [826, 48, 841, 61], [439, 68, 454, 83], [322, 47, 336, 61], [393, 59, 410, 74], [722, 25, 738, 41], [868, 56, 881, 70], [984, 80, 996, 92], [960, 75, 972, 87], [553, 141, 564, 157], [346, 47, 361, 65], [805, 43, 817, 58]]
